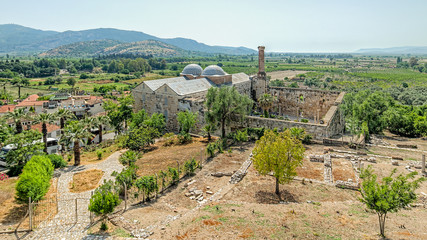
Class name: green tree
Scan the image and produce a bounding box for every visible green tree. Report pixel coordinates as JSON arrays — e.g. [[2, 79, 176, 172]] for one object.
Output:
[[5, 130, 43, 175], [66, 78, 76, 88], [177, 110, 198, 136], [88, 180, 121, 229], [60, 121, 93, 166], [201, 123, 216, 141], [136, 175, 158, 201], [126, 126, 159, 151], [184, 158, 198, 176], [205, 86, 253, 138], [32, 113, 56, 153], [143, 113, 166, 133], [252, 129, 305, 195], [5, 108, 28, 133], [15, 155, 53, 203], [91, 115, 110, 143], [0, 117, 12, 146], [359, 166, 425, 238]]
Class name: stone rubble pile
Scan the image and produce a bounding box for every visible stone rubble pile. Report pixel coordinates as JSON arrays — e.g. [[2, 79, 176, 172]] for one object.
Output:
[[335, 179, 359, 190], [230, 154, 253, 184], [309, 155, 324, 162]]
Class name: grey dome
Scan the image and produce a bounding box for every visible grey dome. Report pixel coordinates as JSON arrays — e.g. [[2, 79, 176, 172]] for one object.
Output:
[[202, 65, 227, 76], [181, 64, 203, 76]]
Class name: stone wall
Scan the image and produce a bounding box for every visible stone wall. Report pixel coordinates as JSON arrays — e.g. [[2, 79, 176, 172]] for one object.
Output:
[[269, 87, 341, 120]]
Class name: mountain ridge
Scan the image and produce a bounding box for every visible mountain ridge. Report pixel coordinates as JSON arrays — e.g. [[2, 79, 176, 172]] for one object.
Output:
[[0, 24, 256, 55], [355, 46, 427, 55]]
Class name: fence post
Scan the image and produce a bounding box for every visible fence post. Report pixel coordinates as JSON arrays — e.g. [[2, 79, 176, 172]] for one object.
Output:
[[75, 198, 78, 223], [29, 197, 32, 231], [177, 161, 180, 183], [155, 173, 158, 199], [124, 182, 127, 211], [200, 148, 203, 168]]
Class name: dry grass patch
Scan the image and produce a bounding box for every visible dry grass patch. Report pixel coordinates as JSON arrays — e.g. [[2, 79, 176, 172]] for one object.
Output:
[[74, 144, 119, 165], [69, 169, 103, 193], [135, 137, 208, 176]]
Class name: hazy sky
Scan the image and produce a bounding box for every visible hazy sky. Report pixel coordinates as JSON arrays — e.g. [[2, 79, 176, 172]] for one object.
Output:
[[1, 0, 426, 52]]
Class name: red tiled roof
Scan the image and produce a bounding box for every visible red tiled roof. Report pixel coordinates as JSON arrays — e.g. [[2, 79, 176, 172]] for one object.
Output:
[[0, 105, 16, 113], [24, 94, 40, 102], [31, 123, 60, 133], [17, 101, 47, 107]]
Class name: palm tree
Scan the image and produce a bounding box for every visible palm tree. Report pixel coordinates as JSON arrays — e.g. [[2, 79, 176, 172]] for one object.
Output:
[[55, 108, 75, 130], [61, 121, 93, 166], [5, 108, 27, 133], [33, 113, 56, 153], [11, 77, 29, 99], [201, 123, 216, 141], [258, 93, 274, 117]]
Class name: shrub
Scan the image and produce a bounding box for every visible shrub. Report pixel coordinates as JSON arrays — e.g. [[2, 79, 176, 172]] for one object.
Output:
[[247, 127, 265, 140], [96, 150, 103, 160], [162, 133, 176, 147], [15, 155, 53, 203], [302, 134, 312, 144], [206, 142, 216, 158], [184, 158, 198, 176], [177, 133, 192, 144], [234, 129, 248, 143], [119, 150, 139, 166], [100, 222, 108, 231], [112, 165, 138, 193], [135, 175, 158, 201], [88, 180, 121, 229], [168, 167, 179, 184], [47, 154, 67, 168], [300, 118, 309, 123]]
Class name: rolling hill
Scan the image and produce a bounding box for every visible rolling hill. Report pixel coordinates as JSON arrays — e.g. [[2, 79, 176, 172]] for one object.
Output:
[[41, 39, 191, 57], [0, 24, 256, 55]]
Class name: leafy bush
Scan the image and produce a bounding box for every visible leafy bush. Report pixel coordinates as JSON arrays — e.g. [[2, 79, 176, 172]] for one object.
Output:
[[247, 127, 265, 140], [206, 142, 216, 158], [302, 134, 312, 144], [234, 130, 248, 143], [96, 150, 103, 160], [300, 118, 309, 123], [135, 175, 158, 201], [112, 165, 138, 193], [184, 158, 198, 176], [47, 154, 67, 168], [168, 167, 179, 184], [15, 155, 53, 203], [88, 180, 121, 228], [161, 133, 176, 147], [119, 150, 139, 166]]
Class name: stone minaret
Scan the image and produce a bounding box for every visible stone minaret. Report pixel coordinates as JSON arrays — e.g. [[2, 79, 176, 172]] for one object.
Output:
[[257, 46, 266, 78]]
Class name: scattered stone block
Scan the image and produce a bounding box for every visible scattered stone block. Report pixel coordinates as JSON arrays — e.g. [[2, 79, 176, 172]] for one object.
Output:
[[392, 161, 399, 166], [392, 156, 404, 161], [396, 144, 417, 149], [185, 192, 193, 197], [206, 191, 214, 195]]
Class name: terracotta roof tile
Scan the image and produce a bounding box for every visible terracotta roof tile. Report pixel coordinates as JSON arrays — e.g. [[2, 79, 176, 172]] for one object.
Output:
[[31, 123, 60, 133], [0, 105, 16, 113]]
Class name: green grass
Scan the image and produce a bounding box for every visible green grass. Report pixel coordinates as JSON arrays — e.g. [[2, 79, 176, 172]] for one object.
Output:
[[202, 205, 224, 214]]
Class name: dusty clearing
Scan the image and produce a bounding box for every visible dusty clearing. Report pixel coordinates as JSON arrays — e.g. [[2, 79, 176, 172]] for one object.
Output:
[[135, 137, 208, 176], [116, 135, 427, 239], [75, 144, 119, 165], [69, 169, 103, 193], [268, 70, 308, 80]]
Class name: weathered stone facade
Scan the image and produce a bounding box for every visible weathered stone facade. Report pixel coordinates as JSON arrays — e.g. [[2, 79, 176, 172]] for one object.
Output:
[[132, 46, 346, 140]]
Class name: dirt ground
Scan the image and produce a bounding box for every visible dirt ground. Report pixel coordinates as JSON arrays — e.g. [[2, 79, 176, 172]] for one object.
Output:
[[117, 136, 427, 240], [135, 137, 208, 176], [268, 70, 308, 80], [69, 169, 103, 193], [0, 177, 58, 232]]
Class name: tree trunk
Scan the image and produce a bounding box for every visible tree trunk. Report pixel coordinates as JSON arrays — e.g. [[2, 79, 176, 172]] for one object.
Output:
[[207, 132, 211, 141], [60, 118, 65, 153], [99, 124, 103, 143], [275, 177, 280, 195], [16, 120, 23, 134], [378, 213, 387, 238], [221, 120, 226, 138], [42, 123, 48, 153], [18, 86, 21, 99], [74, 141, 80, 166]]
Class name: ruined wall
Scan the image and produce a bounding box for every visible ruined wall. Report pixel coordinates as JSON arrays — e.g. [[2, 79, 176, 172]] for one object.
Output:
[[269, 87, 341, 120], [234, 80, 252, 96]]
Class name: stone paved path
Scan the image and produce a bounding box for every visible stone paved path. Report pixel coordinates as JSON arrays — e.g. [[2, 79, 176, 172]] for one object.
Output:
[[27, 150, 125, 240]]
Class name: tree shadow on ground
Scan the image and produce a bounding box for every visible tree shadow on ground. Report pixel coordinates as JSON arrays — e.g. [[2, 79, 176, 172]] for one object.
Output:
[[1, 203, 27, 226], [255, 189, 298, 204]]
